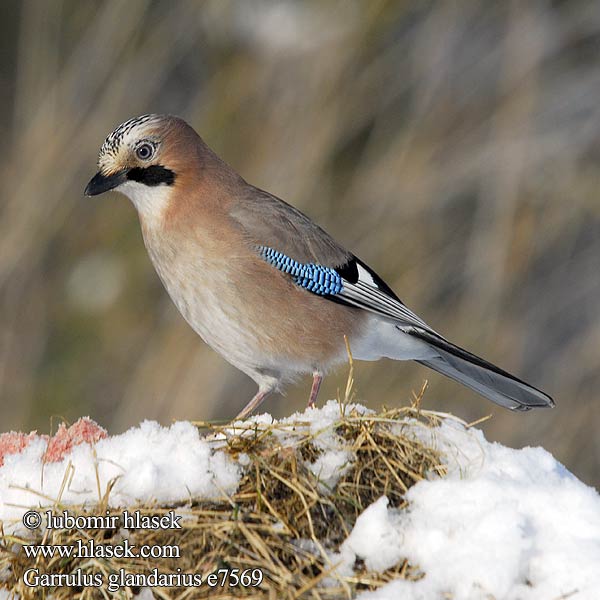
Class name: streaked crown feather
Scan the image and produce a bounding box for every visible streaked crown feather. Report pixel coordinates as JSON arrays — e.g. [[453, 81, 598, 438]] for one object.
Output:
[[98, 114, 164, 173]]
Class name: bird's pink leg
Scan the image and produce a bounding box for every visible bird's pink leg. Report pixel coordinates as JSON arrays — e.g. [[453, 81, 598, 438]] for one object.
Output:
[[235, 388, 271, 421], [307, 372, 323, 409]]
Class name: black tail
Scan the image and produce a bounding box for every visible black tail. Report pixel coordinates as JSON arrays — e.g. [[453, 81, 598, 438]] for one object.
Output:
[[409, 329, 554, 411]]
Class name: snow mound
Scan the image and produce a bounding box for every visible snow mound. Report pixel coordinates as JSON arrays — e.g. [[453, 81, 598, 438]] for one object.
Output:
[[0, 402, 598, 599], [352, 417, 600, 599]]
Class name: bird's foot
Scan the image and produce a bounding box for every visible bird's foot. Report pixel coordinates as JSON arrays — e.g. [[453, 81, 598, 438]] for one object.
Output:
[[234, 388, 271, 421], [307, 372, 323, 410]]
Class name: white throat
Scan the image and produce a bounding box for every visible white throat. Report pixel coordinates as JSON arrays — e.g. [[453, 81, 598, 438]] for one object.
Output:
[[116, 181, 172, 227]]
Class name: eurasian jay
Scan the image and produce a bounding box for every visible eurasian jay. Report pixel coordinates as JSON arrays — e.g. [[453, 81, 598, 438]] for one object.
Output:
[[85, 114, 554, 418]]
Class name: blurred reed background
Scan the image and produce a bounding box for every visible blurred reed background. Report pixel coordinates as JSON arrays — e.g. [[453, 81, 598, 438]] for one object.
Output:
[[0, 0, 599, 486]]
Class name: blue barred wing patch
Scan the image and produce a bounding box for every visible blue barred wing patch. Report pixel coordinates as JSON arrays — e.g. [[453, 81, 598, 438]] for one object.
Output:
[[259, 246, 343, 296]]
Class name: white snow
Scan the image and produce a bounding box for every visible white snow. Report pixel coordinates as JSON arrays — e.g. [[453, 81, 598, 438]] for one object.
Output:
[[341, 497, 404, 572], [1, 401, 599, 600]]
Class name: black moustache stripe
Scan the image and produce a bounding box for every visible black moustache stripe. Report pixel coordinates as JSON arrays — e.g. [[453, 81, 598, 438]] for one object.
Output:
[[127, 165, 176, 186]]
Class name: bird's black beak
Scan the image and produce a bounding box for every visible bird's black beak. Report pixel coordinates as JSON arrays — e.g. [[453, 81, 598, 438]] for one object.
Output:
[[84, 170, 128, 196]]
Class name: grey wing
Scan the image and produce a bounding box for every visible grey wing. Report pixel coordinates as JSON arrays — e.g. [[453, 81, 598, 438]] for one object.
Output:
[[230, 184, 434, 332]]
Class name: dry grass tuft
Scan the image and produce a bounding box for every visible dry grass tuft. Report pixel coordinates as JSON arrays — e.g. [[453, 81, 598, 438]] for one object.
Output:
[[0, 395, 448, 599]]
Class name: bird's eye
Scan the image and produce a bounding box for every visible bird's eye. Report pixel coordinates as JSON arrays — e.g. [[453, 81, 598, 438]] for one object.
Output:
[[135, 142, 155, 161]]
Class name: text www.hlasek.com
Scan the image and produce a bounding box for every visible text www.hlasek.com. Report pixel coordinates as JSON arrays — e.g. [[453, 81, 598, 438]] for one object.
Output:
[[23, 538, 179, 560]]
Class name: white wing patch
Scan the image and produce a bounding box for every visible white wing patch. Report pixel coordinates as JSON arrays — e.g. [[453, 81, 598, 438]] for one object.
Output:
[[356, 263, 376, 286]]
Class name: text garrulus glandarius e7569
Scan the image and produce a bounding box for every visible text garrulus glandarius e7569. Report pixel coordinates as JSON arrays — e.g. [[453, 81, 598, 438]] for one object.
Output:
[[85, 114, 554, 418]]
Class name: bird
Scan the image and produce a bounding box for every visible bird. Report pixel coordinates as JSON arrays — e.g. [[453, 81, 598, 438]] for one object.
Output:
[[85, 114, 554, 419]]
